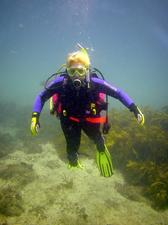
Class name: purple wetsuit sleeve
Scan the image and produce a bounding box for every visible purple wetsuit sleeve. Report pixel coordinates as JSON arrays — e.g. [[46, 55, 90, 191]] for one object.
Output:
[[32, 76, 64, 114], [91, 77, 134, 108]]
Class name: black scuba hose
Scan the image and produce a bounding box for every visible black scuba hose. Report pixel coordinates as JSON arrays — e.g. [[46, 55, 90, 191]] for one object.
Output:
[[44, 72, 65, 90]]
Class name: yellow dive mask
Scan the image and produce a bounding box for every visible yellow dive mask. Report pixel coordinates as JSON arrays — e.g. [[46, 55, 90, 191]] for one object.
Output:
[[67, 65, 88, 77]]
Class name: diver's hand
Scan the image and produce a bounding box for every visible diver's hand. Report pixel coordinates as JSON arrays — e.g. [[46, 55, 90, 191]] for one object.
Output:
[[129, 104, 145, 125], [31, 112, 40, 135]]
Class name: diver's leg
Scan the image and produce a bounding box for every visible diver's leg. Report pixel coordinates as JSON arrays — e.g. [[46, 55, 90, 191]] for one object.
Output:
[[60, 118, 81, 166], [82, 122, 113, 177], [82, 123, 105, 152]]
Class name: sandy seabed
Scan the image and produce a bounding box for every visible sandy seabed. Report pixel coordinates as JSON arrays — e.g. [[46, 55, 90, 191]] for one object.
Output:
[[0, 142, 168, 225]]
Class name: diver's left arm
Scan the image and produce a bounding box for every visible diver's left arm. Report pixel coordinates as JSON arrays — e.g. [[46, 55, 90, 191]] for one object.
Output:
[[92, 78, 145, 125]]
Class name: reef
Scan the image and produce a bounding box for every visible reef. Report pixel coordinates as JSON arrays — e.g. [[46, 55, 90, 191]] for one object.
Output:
[[105, 106, 168, 209]]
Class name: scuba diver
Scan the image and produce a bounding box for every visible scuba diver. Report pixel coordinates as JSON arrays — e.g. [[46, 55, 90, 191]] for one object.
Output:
[[30, 44, 145, 177]]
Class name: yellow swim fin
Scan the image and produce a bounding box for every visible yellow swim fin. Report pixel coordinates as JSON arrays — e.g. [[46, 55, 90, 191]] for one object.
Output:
[[68, 160, 84, 170], [96, 146, 113, 177]]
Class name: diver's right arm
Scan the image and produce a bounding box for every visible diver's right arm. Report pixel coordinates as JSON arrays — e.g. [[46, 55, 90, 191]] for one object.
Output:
[[30, 76, 64, 136]]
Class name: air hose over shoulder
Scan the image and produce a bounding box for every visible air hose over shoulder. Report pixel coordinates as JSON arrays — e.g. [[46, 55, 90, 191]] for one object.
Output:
[[44, 64, 67, 90]]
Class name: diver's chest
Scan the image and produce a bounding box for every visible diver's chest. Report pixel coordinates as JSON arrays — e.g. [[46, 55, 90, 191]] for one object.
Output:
[[61, 89, 96, 106]]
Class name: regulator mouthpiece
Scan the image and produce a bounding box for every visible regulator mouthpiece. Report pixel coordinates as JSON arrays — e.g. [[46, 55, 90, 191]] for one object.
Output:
[[73, 79, 82, 89]]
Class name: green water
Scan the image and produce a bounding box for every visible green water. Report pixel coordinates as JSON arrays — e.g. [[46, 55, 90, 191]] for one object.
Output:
[[1, 1, 168, 224]]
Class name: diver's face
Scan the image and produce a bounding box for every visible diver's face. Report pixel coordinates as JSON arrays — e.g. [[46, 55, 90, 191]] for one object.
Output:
[[67, 64, 88, 88]]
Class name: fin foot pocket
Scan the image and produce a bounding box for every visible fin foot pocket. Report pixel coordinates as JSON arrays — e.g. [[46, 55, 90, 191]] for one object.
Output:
[[68, 160, 84, 169]]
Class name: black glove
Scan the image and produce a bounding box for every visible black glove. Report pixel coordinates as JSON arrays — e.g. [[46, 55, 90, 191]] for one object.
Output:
[[129, 103, 145, 125], [103, 122, 111, 134]]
